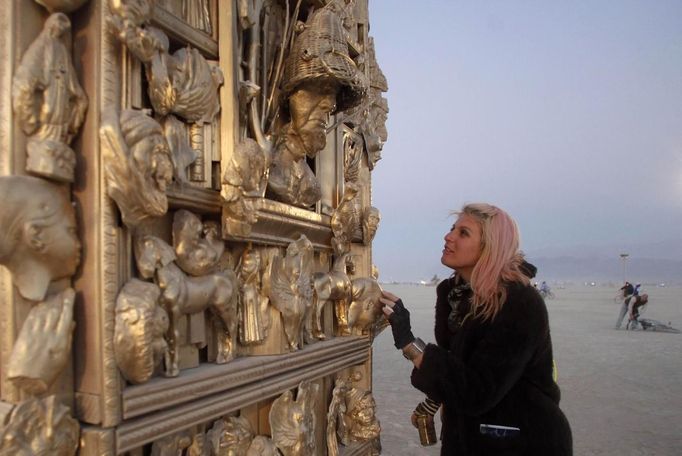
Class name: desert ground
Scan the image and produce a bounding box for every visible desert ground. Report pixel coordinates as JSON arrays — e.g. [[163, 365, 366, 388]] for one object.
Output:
[[372, 283, 682, 455]]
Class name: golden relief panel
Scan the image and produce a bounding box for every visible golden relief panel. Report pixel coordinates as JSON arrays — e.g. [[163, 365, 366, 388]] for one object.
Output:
[[1, 0, 387, 454]]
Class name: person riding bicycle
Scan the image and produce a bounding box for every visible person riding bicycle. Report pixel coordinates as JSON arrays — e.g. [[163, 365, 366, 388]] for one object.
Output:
[[540, 281, 551, 294], [627, 293, 648, 330], [615, 281, 635, 329]]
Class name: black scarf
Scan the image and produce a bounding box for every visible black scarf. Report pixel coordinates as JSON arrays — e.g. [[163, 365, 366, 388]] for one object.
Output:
[[446, 275, 472, 332]]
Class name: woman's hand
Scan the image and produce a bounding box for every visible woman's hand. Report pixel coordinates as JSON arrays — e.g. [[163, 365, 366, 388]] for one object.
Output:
[[379, 290, 415, 349]]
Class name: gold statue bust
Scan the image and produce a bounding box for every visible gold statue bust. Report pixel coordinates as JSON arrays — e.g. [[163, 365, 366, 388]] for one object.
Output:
[[0, 175, 80, 302], [114, 279, 169, 384], [100, 109, 174, 228], [268, 0, 368, 208]]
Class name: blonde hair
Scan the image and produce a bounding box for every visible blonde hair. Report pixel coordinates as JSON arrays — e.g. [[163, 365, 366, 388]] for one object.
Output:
[[459, 203, 529, 321]]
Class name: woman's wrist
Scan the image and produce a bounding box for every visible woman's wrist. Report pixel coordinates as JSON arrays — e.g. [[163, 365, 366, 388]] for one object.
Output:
[[402, 337, 426, 361]]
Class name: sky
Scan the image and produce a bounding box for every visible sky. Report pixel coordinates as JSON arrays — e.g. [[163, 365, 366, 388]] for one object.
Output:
[[366, 0, 682, 282]]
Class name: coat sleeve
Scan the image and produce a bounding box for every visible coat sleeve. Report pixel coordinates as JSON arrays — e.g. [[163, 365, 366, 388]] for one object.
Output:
[[411, 288, 547, 416], [434, 279, 452, 349]]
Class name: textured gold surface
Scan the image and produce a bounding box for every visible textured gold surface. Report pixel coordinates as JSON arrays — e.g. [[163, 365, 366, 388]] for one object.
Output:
[[114, 279, 168, 384], [0, 175, 80, 302], [270, 380, 320, 456], [313, 253, 353, 337], [12, 12, 88, 183], [7, 288, 76, 395], [0, 395, 79, 455], [1, 0, 385, 452], [100, 109, 173, 228], [269, 235, 314, 351]]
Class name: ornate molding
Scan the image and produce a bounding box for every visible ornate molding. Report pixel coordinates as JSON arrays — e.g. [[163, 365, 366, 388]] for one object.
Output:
[[122, 336, 369, 419], [99, 0, 124, 428], [167, 185, 334, 250], [116, 347, 368, 452]]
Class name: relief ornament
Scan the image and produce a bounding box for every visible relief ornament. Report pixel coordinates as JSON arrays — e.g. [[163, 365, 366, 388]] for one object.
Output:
[[155, 257, 238, 376], [12, 12, 88, 183], [0, 175, 81, 302], [268, 0, 367, 208], [312, 253, 353, 337], [100, 109, 174, 229], [113, 279, 169, 384], [172, 209, 224, 276], [0, 395, 79, 455], [329, 377, 380, 451], [206, 416, 278, 456], [221, 138, 270, 237], [268, 235, 314, 350], [330, 183, 359, 256], [7, 289, 76, 395], [270, 381, 319, 456], [236, 248, 271, 345], [109, 0, 223, 124], [347, 277, 382, 336], [361, 206, 380, 246]]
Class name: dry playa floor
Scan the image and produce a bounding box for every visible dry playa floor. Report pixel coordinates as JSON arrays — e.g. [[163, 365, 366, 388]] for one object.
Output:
[[372, 284, 682, 455]]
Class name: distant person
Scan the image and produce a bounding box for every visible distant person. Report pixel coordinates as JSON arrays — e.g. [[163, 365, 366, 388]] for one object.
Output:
[[539, 280, 553, 298], [633, 283, 641, 296], [627, 293, 648, 330], [378, 203, 572, 455], [620, 281, 634, 297], [615, 281, 634, 329]]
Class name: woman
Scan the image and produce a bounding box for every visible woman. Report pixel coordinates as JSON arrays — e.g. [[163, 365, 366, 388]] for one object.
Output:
[[380, 203, 572, 455]]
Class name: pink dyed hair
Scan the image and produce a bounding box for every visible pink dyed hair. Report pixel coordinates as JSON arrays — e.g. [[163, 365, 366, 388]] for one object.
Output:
[[459, 203, 529, 321]]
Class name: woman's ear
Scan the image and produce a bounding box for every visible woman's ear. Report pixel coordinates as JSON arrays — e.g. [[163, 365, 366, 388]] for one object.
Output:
[[23, 222, 46, 252]]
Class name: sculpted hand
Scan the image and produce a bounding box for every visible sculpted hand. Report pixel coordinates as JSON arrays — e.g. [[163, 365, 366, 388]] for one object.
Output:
[[379, 290, 414, 349], [7, 288, 76, 395]]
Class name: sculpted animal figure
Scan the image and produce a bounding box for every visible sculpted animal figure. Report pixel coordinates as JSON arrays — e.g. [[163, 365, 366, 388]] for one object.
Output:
[[156, 262, 238, 376], [312, 253, 353, 338], [347, 277, 382, 336]]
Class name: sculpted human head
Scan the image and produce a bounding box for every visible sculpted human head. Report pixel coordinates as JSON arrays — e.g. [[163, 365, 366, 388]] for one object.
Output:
[[114, 279, 169, 384], [0, 176, 81, 301], [120, 109, 173, 192], [362, 206, 380, 245], [45, 12, 71, 38], [208, 416, 254, 456], [287, 81, 338, 158]]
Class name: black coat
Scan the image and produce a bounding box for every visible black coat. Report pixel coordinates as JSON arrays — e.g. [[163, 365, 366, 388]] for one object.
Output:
[[411, 278, 572, 455]]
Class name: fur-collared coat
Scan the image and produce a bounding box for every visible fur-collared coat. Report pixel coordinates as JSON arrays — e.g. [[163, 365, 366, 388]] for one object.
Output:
[[410, 278, 572, 455]]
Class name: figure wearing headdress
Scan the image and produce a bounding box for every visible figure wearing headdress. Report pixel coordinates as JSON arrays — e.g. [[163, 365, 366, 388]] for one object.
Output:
[[268, 0, 368, 207]]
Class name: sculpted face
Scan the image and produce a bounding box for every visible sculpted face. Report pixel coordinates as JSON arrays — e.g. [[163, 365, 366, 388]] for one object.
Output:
[[40, 202, 81, 279], [288, 84, 338, 158]]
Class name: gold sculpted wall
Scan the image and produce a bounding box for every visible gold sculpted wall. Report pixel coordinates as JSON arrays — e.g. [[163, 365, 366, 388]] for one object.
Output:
[[0, 0, 388, 454]]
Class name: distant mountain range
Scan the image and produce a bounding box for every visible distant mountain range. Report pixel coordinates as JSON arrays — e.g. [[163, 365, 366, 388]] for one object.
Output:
[[526, 256, 682, 283], [525, 239, 682, 261], [522, 239, 682, 282]]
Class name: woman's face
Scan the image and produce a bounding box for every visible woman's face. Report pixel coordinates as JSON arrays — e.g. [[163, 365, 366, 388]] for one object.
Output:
[[441, 214, 483, 277]]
